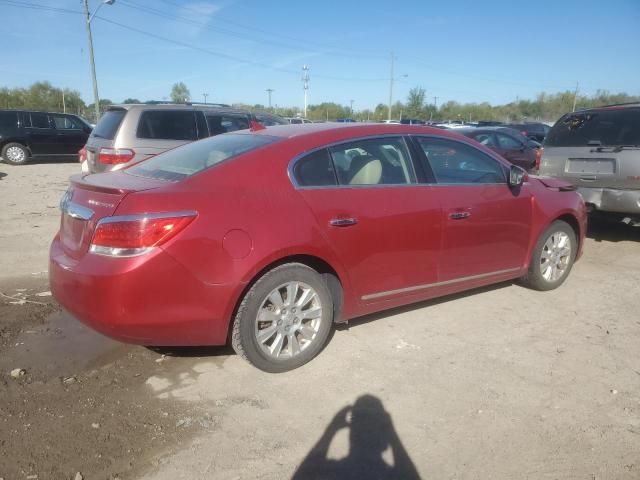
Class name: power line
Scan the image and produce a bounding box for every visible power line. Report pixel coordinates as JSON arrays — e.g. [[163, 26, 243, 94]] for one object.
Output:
[[94, 16, 386, 83], [155, 0, 385, 59]]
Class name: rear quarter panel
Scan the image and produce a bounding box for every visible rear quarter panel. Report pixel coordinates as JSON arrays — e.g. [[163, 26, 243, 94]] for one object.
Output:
[[114, 141, 355, 328]]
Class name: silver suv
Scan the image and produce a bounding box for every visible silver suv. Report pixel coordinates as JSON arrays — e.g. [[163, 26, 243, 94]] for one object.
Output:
[[539, 104, 640, 221], [84, 103, 287, 173]]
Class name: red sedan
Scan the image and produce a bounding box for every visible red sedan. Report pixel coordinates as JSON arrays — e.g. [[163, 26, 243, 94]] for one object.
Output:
[[50, 123, 586, 372]]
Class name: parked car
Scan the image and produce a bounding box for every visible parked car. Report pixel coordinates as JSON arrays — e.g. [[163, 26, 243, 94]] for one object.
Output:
[[400, 118, 426, 125], [538, 103, 640, 222], [285, 117, 313, 124], [506, 122, 550, 143], [50, 123, 586, 372], [83, 103, 288, 173], [458, 126, 542, 171], [0, 109, 92, 165], [477, 121, 505, 127]]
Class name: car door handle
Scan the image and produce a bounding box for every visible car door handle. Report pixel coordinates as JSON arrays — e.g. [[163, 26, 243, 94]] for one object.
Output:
[[329, 217, 358, 227], [449, 211, 471, 220]]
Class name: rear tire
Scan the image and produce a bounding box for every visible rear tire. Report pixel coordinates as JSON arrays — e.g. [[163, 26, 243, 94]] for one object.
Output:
[[520, 220, 577, 291], [1, 142, 30, 165], [231, 263, 334, 373]]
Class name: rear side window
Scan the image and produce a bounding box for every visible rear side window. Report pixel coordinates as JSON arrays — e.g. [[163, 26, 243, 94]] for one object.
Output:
[[546, 109, 640, 147], [92, 109, 126, 140], [206, 114, 250, 135], [293, 149, 337, 186], [137, 110, 198, 141], [127, 133, 278, 181], [329, 137, 415, 185], [0, 111, 17, 129]]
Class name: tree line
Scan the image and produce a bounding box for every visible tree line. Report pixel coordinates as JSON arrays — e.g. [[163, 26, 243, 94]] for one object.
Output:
[[2, 81, 638, 125]]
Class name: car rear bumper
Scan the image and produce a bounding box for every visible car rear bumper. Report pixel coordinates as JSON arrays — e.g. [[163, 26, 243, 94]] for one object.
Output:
[[578, 187, 640, 214], [49, 237, 239, 346]]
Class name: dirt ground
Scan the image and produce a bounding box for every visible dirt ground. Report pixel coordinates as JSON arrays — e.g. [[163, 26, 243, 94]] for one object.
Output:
[[0, 160, 639, 480]]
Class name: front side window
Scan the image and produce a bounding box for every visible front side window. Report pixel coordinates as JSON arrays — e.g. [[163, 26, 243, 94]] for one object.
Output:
[[51, 114, 82, 130], [473, 132, 497, 147], [137, 110, 197, 141], [496, 133, 521, 149], [417, 137, 506, 184], [29, 113, 50, 129], [127, 133, 278, 181], [329, 137, 415, 186], [293, 149, 337, 187]]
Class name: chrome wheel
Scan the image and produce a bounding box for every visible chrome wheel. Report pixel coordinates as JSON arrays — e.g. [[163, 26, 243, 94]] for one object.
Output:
[[540, 231, 571, 282], [6, 146, 26, 163], [254, 281, 323, 360]]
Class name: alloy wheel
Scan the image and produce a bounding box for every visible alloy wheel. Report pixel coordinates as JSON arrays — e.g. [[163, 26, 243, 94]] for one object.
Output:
[[540, 231, 571, 282], [254, 281, 323, 360]]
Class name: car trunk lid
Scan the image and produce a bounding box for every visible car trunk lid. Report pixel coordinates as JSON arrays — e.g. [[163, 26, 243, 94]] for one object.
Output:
[[60, 172, 167, 258]]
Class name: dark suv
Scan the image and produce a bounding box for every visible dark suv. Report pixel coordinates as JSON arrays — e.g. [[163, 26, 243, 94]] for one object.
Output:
[[84, 103, 288, 173], [0, 110, 92, 165]]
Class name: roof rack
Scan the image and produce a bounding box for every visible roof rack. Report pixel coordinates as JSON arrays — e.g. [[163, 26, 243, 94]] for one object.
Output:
[[141, 101, 231, 107], [582, 101, 640, 109]]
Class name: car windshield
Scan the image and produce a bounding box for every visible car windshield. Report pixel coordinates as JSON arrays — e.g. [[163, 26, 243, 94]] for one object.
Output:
[[126, 133, 279, 181], [545, 108, 640, 147]]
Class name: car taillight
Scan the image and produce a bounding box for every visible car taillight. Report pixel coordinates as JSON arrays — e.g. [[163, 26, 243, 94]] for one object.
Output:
[[535, 147, 543, 171], [90, 211, 197, 257], [78, 147, 87, 163], [98, 147, 135, 165]]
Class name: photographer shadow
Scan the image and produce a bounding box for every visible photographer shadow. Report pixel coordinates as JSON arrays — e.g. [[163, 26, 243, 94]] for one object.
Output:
[[292, 395, 422, 480]]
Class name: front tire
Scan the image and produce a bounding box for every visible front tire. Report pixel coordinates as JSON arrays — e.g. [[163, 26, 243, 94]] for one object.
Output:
[[231, 263, 334, 372], [1, 142, 30, 165], [520, 220, 577, 291]]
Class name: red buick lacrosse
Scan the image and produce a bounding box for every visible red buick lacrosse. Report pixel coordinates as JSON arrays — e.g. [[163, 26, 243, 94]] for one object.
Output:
[[50, 123, 586, 372]]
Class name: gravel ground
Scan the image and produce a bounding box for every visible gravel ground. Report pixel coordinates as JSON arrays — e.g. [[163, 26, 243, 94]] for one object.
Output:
[[0, 160, 639, 480]]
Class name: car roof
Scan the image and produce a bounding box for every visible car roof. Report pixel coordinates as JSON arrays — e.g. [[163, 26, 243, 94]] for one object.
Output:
[[235, 122, 468, 142], [455, 126, 519, 134]]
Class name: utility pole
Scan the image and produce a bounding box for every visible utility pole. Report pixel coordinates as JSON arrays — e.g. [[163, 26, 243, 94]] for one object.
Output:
[[62, 90, 66, 113], [202, 93, 208, 104], [572, 81, 579, 112], [82, 0, 101, 122], [430, 96, 438, 121], [302, 65, 310, 118], [388, 52, 395, 121], [350, 99, 354, 117], [81, 0, 115, 122], [266, 88, 274, 109]]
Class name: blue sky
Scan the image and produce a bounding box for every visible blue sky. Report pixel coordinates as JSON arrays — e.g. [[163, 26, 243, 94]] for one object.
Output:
[[1, 0, 639, 110]]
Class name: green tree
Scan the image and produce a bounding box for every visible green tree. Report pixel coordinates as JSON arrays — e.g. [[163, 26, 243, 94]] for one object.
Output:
[[405, 87, 426, 119], [123, 98, 141, 104], [170, 82, 190, 103]]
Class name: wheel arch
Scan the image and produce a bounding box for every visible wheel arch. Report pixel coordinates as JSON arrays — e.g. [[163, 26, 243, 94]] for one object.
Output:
[[226, 253, 347, 344]]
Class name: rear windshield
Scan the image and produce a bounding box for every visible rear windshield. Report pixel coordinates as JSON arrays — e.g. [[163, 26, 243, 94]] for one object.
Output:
[[126, 133, 278, 181], [92, 109, 126, 140], [546, 108, 640, 147]]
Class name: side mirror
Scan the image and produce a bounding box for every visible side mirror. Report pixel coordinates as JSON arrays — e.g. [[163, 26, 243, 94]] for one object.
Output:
[[519, 143, 526, 152], [509, 165, 527, 187]]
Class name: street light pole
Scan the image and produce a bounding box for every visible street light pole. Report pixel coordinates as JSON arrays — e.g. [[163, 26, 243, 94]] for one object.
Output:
[[266, 88, 274, 109], [203, 93, 208, 104], [388, 52, 395, 121], [350, 99, 354, 117], [81, 0, 115, 122]]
